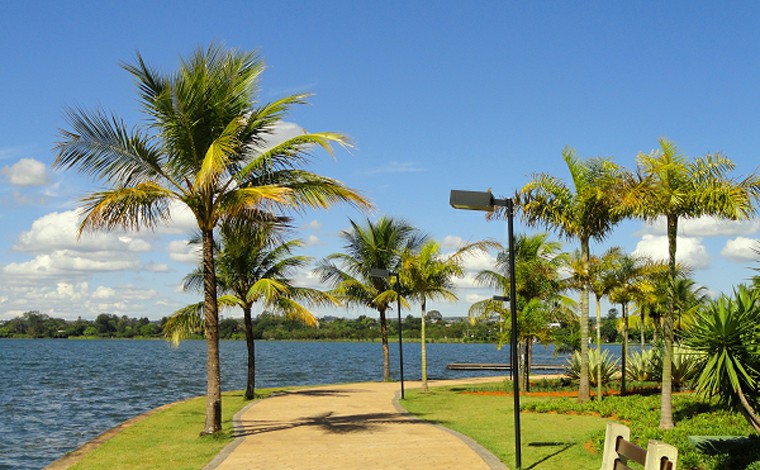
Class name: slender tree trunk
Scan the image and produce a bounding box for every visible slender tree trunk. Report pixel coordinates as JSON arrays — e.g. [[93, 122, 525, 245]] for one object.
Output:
[[579, 238, 591, 402], [736, 387, 760, 433], [243, 305, 255, 400], [595, 295, 603, 401], [660, 215, 677, 429], [621, 303, 628, 396], [421, 300, 428, 392], [201, 228, 222, 435], [524, 338, 533, 392], [379, 308, 390, 381], [640, 309, 646, 350]]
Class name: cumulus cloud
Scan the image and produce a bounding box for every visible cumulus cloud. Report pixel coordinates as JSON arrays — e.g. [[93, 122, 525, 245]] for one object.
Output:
[[721, 237, 760, 261], [304, 220, 321, 230], [1, 158, 48, 186], [304, 234, 321, 246], [632, 234, 710, 269], [639, 216, 760, 237], [168, 239, 201, 263], [440, 235, 465, 249], [13, 210, 156, 254]]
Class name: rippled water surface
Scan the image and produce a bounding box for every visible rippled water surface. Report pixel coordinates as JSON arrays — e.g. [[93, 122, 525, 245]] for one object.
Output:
[[0, 339, 579, 469]]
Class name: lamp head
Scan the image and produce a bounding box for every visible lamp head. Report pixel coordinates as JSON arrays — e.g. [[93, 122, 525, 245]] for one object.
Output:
[[449, 190, 496, 212]]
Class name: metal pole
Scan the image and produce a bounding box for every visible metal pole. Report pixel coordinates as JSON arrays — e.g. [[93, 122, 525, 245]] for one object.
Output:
[[396, 274, 405, 399], [507, 198, 522, 470]]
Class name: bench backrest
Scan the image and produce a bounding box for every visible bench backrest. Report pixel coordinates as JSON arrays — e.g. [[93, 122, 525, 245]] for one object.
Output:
[[600, 422, 678, 470]]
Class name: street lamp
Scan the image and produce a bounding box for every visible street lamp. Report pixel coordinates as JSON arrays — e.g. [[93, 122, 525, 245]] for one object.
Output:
[[369, 268, 405, 399], [449, 189, 522, 470]]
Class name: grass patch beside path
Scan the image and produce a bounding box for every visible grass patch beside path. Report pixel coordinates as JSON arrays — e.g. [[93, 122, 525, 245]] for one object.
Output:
[[68, 390, 274, 470], [401, 386, 609, 469]]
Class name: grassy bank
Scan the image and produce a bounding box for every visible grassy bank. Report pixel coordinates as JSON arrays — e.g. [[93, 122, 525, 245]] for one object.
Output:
[[65, 390, 272, 470], [401, 379, 760, 470], [402, 385, 609, 469]]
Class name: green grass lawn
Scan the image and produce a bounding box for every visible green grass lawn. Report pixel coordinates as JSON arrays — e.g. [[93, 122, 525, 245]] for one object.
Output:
[[402, 380, 760, 470], [402, 386, 609, 469], [69, 391, 264, 470]]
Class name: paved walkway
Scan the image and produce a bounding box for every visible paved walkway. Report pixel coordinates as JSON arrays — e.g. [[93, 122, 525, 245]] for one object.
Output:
[[205, 379, 507, 470]]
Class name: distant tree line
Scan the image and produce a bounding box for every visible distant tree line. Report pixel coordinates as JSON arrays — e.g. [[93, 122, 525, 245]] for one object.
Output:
[[0, 310, 507, 343]]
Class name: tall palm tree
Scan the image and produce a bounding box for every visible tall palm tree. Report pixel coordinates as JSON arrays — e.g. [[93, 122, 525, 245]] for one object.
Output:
[[317, 217, 425, 381], [165, 221, 337, 400], [54, 45, 370, 434], [402, 239, 493, 391], [517, 149, 624, 401], [618, 137, 760, 429], [588, 246, 623, 400], [609, 253, 655, 395], [469, 232, 570, 391]]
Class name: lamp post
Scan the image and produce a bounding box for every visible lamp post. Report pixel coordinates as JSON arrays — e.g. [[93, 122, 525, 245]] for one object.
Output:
[[369, 268, 405, 399], [449, 189, 522, 470]]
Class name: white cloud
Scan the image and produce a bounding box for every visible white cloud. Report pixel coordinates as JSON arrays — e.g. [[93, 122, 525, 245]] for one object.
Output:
[[91, 286, 116, 299], [632, 234, 710, 269], [441, 235, 464, 249], [362, 161, 425, 175], [1, 158, 48, 186], [304, 220, 321, 230], [168, 239, 201, 263], [721, 237, 760, 261], [639, 216, 760, 237], [304, 234, 321, 246]]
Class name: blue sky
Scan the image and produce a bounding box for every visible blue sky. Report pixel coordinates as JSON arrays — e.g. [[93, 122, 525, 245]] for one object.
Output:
[[2, 1, 760, 321]]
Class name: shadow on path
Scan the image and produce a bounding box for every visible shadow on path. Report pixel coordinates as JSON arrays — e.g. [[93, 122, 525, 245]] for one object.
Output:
[[235, 411, 415, 437]]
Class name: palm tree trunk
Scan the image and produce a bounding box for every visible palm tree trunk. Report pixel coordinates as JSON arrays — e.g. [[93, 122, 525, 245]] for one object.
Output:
[[525, 339, 533, 392], [243, 305, 255, 400], [659, 215, 677, 429], [201, 228, 222, 435], [595, 295, 602, 401], [640, 309, 646, 350], [379, 308, 390, 381], [420, 300, 428, 392], [621, 303, 628, 397], [579, 238, 591, 402]]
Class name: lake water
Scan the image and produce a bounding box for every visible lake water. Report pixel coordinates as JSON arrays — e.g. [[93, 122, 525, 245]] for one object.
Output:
[[0, 339, 618, 469]]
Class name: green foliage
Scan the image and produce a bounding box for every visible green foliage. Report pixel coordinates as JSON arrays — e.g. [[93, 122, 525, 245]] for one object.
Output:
[[626, 348, 656, 381], [521, 393, 760, 469], [0, 312, 162, 339], [566, 348, 619, 387], [684, 285, 760, 432], [650, 343, 703, 390]]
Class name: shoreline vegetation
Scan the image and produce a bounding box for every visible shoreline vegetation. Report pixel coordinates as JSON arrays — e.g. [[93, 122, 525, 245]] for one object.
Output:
[[1, 309, 630, 345]]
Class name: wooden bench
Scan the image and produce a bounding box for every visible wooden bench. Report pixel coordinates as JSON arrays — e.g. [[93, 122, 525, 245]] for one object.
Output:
[[600, 422, 678, 470]]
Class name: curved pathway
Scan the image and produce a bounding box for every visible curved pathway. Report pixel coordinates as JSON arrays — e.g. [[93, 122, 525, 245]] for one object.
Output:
[[205, 379, 507, 470]]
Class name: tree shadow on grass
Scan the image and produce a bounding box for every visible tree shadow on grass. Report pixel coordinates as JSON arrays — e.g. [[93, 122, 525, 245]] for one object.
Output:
[[525, 441, 574, 469]]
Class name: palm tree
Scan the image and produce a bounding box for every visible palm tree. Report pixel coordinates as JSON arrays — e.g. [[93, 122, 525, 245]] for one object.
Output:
[[517, 149, 624, 401], [469, 232, 570, 391], [618, 137, 760, 429], [588, 246, 623, 399], [54, 45, 370, 434], [164, 221, 336, 400], [608, 253, 655, 395], [402, 239, 493, 391], [684, 285, 760, 433], [317, 217, 425, 381]]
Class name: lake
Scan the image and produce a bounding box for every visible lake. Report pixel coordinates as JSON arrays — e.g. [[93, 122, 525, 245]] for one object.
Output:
[[0, 339, 614, 469]]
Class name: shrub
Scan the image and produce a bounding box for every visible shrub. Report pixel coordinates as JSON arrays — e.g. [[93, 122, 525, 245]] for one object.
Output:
[[650, 344, 702, 390], [626, 348, 656, 381], [566, 348, 619, 387]]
